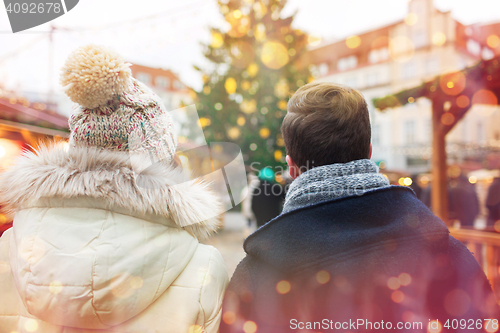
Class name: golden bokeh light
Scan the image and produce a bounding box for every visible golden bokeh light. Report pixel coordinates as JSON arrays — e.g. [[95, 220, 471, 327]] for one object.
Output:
[[346, 35, 361, 49], [276, 280, 291, 294], [389, 36, 415, 62], [211, 32, 224, 48], [231, 41, 255, 69], [188, 324, 203, 333], [225, 77, 237, 94], [427, 320, 442, 333], [408, 97, 415, 103], [228, 127, 241, 140], [203, 86, 211, 95], [405, 13, 418, 26], [237, 116, 246, 126], [485, 319, 499, 333], [130, 276, 143, 290], [110, 274, 135, 299], [24, 319, 38, 333], [247, 63, 259, 77], [398, 273, 412, 286], [223, 311, 236, 325], [468, 176, 477, 184], [274, 79, 289, 98], [243, 320, 258, 333], [487, 35, 500, 49], [241, 80, 251, 91], [387, 277, 400, 290], [277, 100, 288, 110], [199, 117, 211, 128], [49, 280, 63, 294], [316, 270, 330, 284], [274, 150, 283, 162], [261, 41, 289, 69], [240, 99, 257, 114], [259, 127, 270, 139], [307, 35, 322, 46], [391, 290, 404, 303], [432, 32, 446, 46], [403, 177, 413, 186], [439, 72, 466, 96]]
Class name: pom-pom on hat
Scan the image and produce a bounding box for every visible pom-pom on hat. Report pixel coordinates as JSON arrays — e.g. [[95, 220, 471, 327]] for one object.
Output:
[[61, 45, 177, 163]]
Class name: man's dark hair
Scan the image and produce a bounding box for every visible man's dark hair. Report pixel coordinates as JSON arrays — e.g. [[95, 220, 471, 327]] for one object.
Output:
[[281, 82, 371, 170]]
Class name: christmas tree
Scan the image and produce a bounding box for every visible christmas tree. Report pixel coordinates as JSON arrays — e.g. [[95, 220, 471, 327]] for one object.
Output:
[[196, 0, 311, 170]]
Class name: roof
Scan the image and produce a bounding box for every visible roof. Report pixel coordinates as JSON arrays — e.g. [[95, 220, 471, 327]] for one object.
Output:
[[373, 55, 500, 111], [0, 91, 69, 132]]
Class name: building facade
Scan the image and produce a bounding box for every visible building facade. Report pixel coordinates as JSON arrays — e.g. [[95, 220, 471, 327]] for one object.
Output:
[[306, 0, 500, 173], [130, 64, 192, 112]]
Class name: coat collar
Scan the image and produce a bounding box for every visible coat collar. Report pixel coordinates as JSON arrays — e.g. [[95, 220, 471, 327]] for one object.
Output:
[[244, 186, 449, 274], [0, 144, 222, 239]]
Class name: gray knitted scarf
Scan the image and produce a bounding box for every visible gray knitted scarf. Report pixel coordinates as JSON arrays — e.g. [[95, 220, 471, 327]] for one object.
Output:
[[282, 159, 390, 214]]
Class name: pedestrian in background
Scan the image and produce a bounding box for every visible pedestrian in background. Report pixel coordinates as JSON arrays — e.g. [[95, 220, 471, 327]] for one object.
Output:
[[487, 176, 500, 227], [241, 172, 260, 236], [251, 167, 284, 228]]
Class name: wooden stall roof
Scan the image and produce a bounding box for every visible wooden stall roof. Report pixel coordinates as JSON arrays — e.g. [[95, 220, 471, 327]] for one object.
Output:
[[373, 56, 500, 125]]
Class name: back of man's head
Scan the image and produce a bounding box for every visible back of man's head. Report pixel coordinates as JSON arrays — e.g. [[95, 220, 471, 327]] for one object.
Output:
[[281, 82, 371, 171]]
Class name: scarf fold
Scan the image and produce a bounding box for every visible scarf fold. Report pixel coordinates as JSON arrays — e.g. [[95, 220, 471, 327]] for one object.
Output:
[[282, 159, 390, 213]]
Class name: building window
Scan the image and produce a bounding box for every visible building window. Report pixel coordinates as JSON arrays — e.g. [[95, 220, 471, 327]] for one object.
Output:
[[366, 72, 379, 87], [136, 72, 152, 85], [412, 30, 427, 49], [173, 80, 184, 90], [337, 56, 358, 71], [368, 47, 390, 64], [155, 76, 170, 89], [401, 62, 417, 80], [405, 120, 416, 145], [318, 63, 329, 76]]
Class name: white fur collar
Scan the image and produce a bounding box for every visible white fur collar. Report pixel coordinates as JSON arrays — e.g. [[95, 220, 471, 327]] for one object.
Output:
[[0, 144, 222, 239]]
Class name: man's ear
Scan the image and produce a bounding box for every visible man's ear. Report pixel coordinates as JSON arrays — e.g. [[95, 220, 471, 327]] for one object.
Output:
[[286, 155, 300, 180], [369, 143, 373, 159]]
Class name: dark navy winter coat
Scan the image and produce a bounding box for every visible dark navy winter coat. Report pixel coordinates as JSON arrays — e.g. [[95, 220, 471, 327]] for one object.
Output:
[[221, 187, 498, 333]]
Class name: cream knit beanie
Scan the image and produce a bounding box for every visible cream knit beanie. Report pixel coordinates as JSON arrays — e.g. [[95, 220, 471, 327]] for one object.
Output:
[[60, 44, 177, 163]]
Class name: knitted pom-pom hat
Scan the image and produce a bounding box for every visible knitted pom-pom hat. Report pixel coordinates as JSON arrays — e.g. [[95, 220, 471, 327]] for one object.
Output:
[[60, 44, 177, 163]]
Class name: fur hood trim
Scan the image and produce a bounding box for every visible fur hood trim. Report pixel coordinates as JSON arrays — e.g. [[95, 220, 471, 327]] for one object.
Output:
[[0, 144, 222, 239]]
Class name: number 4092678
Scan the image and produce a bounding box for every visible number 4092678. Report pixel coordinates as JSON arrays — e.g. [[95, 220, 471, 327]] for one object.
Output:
[[6, 2, 62, 14]]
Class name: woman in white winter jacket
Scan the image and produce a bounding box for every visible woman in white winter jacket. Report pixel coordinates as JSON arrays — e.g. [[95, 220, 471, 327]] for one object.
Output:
[[0, 45, 229, 333]]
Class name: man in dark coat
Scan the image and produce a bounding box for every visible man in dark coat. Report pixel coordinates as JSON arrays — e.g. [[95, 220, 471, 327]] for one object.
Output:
[[221, 83, 498, 333]]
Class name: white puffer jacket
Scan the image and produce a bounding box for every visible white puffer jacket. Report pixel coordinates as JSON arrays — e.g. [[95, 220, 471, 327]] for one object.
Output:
[[0, 145, 229, 333]]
